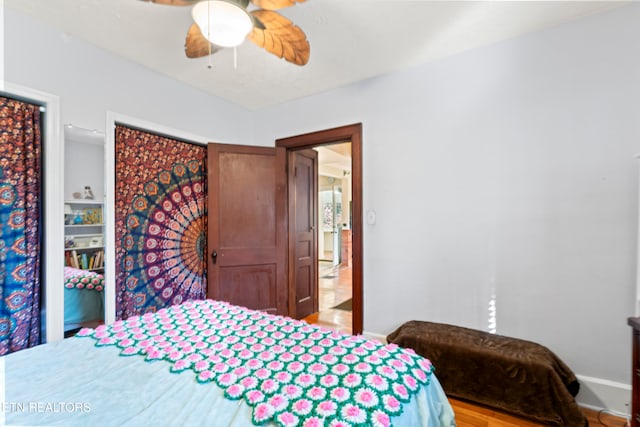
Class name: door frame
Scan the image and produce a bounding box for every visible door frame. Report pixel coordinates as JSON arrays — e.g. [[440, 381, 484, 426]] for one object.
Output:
[[276, 123, 363, 334]]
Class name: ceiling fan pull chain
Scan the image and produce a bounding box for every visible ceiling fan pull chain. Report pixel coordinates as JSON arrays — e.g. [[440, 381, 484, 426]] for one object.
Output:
[[207, 36, 213, 69], [207, 0, 212, 69]]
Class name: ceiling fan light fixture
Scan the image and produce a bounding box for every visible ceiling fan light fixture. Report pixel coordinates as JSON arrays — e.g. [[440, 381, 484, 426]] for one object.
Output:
[[192, 0, 253, 48]]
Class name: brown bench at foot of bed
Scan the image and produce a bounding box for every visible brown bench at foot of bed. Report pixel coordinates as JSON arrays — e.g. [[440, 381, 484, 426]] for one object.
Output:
[[387, 321, 587, 426]]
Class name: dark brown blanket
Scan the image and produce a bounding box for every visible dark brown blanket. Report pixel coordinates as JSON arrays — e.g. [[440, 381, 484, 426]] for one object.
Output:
[[387, 321, 587, 426]]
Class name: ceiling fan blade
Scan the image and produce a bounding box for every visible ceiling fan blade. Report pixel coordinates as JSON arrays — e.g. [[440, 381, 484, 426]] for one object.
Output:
[[248, 10, 310, 66], [141, 0, 198, 5], [250, 0, 305, 10], [185, 23, 222, 59]]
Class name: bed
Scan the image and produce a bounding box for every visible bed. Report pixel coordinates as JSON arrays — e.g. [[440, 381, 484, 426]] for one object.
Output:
[[63, 267, 104, 331], [3, 299, 456, 426]]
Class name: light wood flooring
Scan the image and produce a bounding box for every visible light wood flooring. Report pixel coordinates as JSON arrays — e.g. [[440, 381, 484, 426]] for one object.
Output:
[[304, 261, 352, 335], [303, 265, 628, 427], [450, 397, 628, 427]]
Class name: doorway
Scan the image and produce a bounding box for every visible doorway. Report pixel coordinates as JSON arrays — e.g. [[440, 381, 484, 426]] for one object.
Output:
[[62, 125, 106, 338], [276, 123, 363, 335], [317, 144, 352, 334]]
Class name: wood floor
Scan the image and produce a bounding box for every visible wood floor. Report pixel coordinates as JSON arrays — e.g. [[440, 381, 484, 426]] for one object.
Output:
[[304, 261, 352, 335], [450, 397, 628, 427], [303, 264, 628, 427]]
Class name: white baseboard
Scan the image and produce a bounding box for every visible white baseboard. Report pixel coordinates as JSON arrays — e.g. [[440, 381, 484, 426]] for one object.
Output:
[[576, 374, 631, 415], [362, 330, 387, 343]]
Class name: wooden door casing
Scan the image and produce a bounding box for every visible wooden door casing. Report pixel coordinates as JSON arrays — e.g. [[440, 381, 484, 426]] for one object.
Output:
[[277, 123, 363, 334], [207, 144, 287, 315]]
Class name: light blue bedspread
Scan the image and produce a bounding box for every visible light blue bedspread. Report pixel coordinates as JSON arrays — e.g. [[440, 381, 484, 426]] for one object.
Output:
[[2, 337, 455, 426], [64, 287, 104, 327]]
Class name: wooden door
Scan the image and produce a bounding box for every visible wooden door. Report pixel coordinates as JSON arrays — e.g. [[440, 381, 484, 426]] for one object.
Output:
[[207, 143, 288, 315], [288, 149, 318, 319]]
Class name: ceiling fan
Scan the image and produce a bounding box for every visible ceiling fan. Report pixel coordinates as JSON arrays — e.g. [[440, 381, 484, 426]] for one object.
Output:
[[143, 0, 310, 66]]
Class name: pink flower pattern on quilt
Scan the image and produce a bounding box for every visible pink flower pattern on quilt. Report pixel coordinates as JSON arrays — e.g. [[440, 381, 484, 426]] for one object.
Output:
[[77, 300, 433, 427], [64, 267, 104, 291]]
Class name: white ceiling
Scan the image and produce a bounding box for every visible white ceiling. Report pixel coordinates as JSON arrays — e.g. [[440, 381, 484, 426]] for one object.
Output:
[[317, 143, 351, 178], [64, 124, 105, 144], [5, 0, 627, 110]]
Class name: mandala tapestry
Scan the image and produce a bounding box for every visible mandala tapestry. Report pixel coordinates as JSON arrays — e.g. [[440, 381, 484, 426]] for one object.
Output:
[[0, 96, 42, 355], [115, 125, 207, 320]]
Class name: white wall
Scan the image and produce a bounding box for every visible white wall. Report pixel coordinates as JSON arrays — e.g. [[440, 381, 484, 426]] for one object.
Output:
[[64, 138, 104, 202], [4, 8, 253, 143], [1, 0, 5, 88], [253, 3, 640, 411]]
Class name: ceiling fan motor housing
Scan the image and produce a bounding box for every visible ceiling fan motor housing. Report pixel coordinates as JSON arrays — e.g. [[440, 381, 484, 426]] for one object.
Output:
[[192, 0, 254, 47]]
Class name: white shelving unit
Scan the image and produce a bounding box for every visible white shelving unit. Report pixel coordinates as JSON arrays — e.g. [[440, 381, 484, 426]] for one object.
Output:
[[64, 200, 104, 272]]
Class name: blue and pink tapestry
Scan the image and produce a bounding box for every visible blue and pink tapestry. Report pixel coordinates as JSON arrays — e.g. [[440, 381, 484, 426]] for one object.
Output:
[[114, 126, 207, 320], [0, 96, 42, 355]]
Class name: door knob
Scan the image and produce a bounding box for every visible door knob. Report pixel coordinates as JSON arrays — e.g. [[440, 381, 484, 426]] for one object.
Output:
[[211, 251, 217, 264]]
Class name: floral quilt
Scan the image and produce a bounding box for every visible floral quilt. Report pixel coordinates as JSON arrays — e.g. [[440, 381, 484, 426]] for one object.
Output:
[[78, 300, 433, 427], [64, 266, 104, 291]]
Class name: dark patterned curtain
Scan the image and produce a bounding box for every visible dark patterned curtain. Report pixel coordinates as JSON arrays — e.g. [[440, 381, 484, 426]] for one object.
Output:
[[115, 125, 207, 320], [0, 96, 42, 355]]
